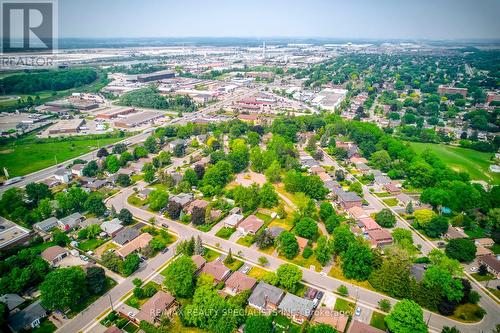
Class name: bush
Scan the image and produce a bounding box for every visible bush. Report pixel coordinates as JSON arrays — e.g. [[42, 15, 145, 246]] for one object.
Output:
[[379, 299, 391, 312], [337, 285, 349, 296], [302, 246, 313, 259]]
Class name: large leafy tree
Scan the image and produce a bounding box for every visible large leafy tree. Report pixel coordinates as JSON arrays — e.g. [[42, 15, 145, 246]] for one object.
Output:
[[341, 240, 373, 281], [25, 182, 52, 206], [423, 216, 449, 238], [375, 208, 396, 228], [85, 266, 106, 294], [84, 192, 106, 216], [276, 231, 299, 259], [122, 254, 141, 276], [148, 189, 169, 211], [40, 267, 87, 311], [259, 182, 279, 208], [369, 247, 413, 298], [295, 217, 319, 239], [163, 256, 196, 297], [244, 314, 273, 333], [277, 263, 302, 292], [423, 266, 464, 303], [385, 299, 428, 333], [332, 225, 355, 255], [445, 239, 476, 262], [315, 236, 333, 266]]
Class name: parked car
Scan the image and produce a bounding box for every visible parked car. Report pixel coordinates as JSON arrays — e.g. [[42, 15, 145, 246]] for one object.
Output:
[[355, 307, 361, 316], [161, 247, 169, 254], [470, 266, 478, 272]]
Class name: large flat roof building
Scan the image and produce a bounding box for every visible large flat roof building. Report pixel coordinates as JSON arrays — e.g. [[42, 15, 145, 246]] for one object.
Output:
[[126, 70, 176, 83], [0, 217, 31, 250], [96, 107, 136, 119], [114, 111, 164, 128], [47, 119, 85, 134]]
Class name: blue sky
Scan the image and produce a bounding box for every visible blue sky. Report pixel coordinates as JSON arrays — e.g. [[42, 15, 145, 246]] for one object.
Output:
[[59, 0, 500, 40]]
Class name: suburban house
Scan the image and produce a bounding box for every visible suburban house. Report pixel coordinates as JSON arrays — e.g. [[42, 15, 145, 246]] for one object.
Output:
[[80, 217, 102, 229], [475, 238, 495, 248], [0, 294, 25, 311], [384, 183, 401, 195], [223, 213, 244, 228], [116, 167, 135, 177], [40, 178, 61, 188], [33, 217, 59, 233], [367, 228, 394, 248], [395, 193, 412, 206], [267, 226, 285, 239], [185, 199, 209, 215], [312, 307, 348, 332], [237, 215, 264, 236], [476, 245, 493, 257], [113, 227, 140, 246], [192, 254, 207, 274], [53, 169, 72, 183], [349, 319, 385, 333], [41, 245, 69, 266], [101, 218, 123, 237], [478, 254, 500, 278], [137, 188, 153, 200], [168, 138, 186, 150], [324, 180, 341, 192], [277, 293, 315, 324], [223, 271, 257, 296], [248, 281, 285, 313], [201, 260, 231, 283], [84, 179, 107, 191], [357, 217, 381, 232], [334, 189, 362, 209], [169, 193, 194, 208], [134, 291, 178, 324], [8, 301, 47, 333], [58, 212, 84, 231], [71, 164, 85, 177], [445, 225, 468, 240], [116, 233, 153, 258], [347, 206, 368, 220]]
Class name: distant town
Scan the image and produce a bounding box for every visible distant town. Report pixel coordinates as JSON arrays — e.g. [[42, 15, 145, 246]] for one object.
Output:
[[0, 38, 499, 333]]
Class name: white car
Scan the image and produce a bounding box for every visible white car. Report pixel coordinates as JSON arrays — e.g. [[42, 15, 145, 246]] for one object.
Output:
[[86, 251, 94, 256], [355, 307, 361, 316], [470, 266, 478, 272]]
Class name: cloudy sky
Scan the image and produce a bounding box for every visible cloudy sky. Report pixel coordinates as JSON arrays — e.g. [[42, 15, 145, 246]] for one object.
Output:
[[58, 0, 500, 40]]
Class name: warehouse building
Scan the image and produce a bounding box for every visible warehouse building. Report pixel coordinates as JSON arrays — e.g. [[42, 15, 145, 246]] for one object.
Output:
[[114, 111, 164, 128], [126, 70, 176, 83], [47, 119, 85, 134], [96, 107, 136, 119]]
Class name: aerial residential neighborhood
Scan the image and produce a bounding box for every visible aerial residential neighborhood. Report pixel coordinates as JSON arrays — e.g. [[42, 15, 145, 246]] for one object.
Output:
[[0, 1, 499, 333]]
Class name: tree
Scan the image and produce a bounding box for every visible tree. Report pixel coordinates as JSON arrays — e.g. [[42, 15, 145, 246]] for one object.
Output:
[[233, 184, 260, 213], [148, 189, 169, 211], [194, 164, 205, 180], [194, 235, 204, 255], [441, 327, 460, 333], [173, 143, 185, 157], [133, 146, 148, 159], [116, 173, 131, 187], [276, 231, 299, 259], [118, 208, 133, 224], [244, 314, 273, 333], [122, 254, 141, 276], [265, 160, 281, 183], [0, 302, 8, 328], [423, 266, 463, 303], [112, 143, 127, 154], [413, 209, 436, 228], [277, 263, 302, 292], [379, 299, 392, 312], [84, 192, 106, 216], [132, 278, 143, 287], [319, 202, 334, 222], [478, 264, 488, 276], [341, 240, 373, 281], [259, 182, 279, 208], [371, 150, 392, 172], [335, 169, 345, 181], [144, 135, 158, 153], [258, 256, 269, 266], [315, 236, 333, 266], [167, 200, 182, 219], [375, 208, 396, 228], [225, 248, 235, 265], [85, 266, 106, 294], [307, 324, 338, 333], [369, 247, 413, 299], [406, 201, 414, 214], [97, 147, 109, 158], [324, 213, 341, 234], [25, 182, 52, 205], [40, 267, 87, 311], [163, 256, 196, 297], [385, 299, 428, 333], [295, 217, 319, 239], [337, 285, 349, 296], [82, 160, 99, 177], [332, 225, 355, 255], [53, 230, 70, 246], [423, 216, 449, 238], [445, 239, 476, 262], [105, 155, 120, 173], [191, 206, 206, 225], [348, 182, 362, 195], [255, 229, 274, 249], [183, 168, 198, 187]]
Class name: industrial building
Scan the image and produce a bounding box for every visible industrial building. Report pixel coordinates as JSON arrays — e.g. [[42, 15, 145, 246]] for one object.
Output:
[[47, 119, 85, 134], [438, 85, 468, 97], [312, 88, 348, 110], [0, 217, 31, 250], [114, 111, 164, 128], [95, 107, 136, 119], [126, 70, 176, 83]]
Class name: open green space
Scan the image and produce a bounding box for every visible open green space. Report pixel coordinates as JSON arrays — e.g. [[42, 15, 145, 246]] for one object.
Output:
[[451, 303, 486, 322], [223, 258, 244, 271], [215, 227, 236, 239], [236, 235, 255, 247], [382, 198, 399, 206], [471, 272, 494, 282], [370, 311, 387, 331], [0, 132, 129, 177], [334, 298, 355, 315], [408, 142, 499, 184], [202, 248, 219, 262], [78, 238, 107, 252]]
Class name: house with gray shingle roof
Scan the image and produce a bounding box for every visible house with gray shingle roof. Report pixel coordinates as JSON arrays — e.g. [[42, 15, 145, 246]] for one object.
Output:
[[33, 217, 59, 233], [112, 227, 140, 246], [58, 212, 84, 231], [278, 293, 315, 324], [8, 300, 47, 332], [248, 281, 285, 312]]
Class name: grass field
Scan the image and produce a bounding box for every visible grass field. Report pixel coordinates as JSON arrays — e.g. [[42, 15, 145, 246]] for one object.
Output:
[[408, 142, 499, 184], [0, 132, 128, 177], [370, 311, 387, 331]]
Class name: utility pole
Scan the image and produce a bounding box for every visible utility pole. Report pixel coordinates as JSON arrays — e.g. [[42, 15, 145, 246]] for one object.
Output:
[[109, 294, 114, 311]]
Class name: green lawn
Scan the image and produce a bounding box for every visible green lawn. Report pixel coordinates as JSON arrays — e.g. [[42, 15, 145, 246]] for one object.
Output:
[[236, 235, 255, 247], [451, 303, 486, 322], [334, 298, 355, 315], [0, 132, 129, 177], [408, 142, 499, 185], [223, 258, 244, 271], [202, 248, 220, 262], [215, 227, 236, 240], [68, 277, 117, 318], [370, 311, 387, 331], [382, 198, 399, 206], [125, 281, 161, 309], [78, 238, 106, 252], [471, 272, 494, 281], [255, 212, 273, 224], [492, 243, 500, 255], [247, 266, 268, 280], [31, 319, 57, 333]]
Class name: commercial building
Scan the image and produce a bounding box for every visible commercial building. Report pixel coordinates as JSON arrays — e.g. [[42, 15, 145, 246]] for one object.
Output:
[[312, 88, 348, 110], [126, 70, 176, 82], [0, 217, 31, 250], [114, 111, 164, 128], [47, 119, 85, 134], [437, 85, 468, 97], [95, 107, 136, 119]]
